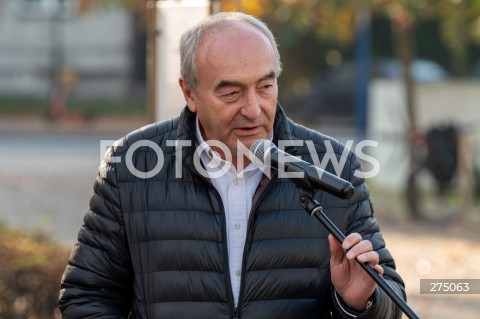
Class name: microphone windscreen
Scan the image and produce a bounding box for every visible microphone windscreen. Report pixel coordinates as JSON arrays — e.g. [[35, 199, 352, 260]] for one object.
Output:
[[250, 139, 272, 162]]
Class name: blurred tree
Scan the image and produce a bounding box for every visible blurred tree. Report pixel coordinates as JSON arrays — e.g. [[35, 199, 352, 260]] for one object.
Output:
[[75, 0, 480, 125], [372, 0, 480, 127], [220, 0, 360, 112], [437, 0, 480, 75], [222, 0, 357, 44], [221, 0, 480, 184]]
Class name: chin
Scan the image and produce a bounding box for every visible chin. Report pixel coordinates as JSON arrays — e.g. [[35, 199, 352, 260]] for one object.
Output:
[[233, 139, 248, 148]]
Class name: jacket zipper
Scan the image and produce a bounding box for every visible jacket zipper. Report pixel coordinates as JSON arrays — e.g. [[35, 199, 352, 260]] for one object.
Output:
[[235, 173, 277, 318], [232, 306, 239, 319], [210, 184, 237, 318], [203, 182, 237, 318]]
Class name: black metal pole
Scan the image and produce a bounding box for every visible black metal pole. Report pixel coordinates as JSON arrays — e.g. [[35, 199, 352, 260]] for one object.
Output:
[[299, 194, 420, 319]]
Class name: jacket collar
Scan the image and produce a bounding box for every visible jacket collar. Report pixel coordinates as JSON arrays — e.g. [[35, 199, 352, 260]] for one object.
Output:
[[271, 102, 294, 146]]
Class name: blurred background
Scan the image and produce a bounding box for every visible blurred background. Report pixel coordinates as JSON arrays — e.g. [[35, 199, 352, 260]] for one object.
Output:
[[1, 0, 480, 318]]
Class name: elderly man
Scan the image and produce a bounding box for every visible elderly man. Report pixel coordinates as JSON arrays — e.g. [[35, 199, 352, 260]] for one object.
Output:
[[59, 12, 405, 319]]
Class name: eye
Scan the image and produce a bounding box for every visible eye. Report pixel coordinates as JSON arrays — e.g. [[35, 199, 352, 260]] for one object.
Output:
[[259, 83, 274, 93], [221, 91, 239, 99], [223, 91, 239, 97], [220, 90, 240, 102]]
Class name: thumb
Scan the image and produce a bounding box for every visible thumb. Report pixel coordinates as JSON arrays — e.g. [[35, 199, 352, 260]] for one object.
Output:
[[328, 234, 345, 265]]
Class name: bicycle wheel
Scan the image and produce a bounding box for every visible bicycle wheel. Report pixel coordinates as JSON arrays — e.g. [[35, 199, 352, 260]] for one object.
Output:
[[406, 164, 461, 221]]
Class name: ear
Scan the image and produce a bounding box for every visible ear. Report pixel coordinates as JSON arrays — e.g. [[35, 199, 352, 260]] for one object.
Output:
[[179, 78, 197, 113]]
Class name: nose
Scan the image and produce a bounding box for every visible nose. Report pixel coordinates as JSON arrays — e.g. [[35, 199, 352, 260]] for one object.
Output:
[[240, 89, 261, 119]]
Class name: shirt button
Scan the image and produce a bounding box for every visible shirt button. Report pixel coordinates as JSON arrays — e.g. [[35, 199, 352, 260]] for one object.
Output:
[[235, 270, 241, 277], [234, 223, 241, 230]]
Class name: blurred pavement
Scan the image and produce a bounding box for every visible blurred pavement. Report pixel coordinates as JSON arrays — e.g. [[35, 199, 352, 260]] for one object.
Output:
[[0, 114, 147, 245]]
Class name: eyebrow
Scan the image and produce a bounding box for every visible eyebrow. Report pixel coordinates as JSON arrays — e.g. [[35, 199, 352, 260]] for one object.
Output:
[[214, 70, 276, 92], [258, 71, 276, 82]]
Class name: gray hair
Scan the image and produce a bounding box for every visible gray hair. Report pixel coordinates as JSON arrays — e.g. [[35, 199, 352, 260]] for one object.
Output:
[[179, 12, 282, 91]]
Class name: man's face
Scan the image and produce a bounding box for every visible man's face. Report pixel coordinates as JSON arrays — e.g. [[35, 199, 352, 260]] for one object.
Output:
[[180, 22, 278, 167]]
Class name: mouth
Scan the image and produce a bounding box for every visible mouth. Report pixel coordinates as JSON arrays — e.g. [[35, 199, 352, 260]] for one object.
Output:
[[234, 126, 261, 135]]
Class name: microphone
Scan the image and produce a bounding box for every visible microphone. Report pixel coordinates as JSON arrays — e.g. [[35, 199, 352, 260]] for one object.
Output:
[[249, 139, 354, 199]]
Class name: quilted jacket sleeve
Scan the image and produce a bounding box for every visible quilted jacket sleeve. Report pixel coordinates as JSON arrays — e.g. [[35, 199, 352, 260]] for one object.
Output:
[[58, 146, 133, 318], [331, 150, 406, 319]]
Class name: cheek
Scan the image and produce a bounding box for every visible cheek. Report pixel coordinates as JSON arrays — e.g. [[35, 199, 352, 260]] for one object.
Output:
[[262, 102, 277, 120], [198, 108, 232, 138]]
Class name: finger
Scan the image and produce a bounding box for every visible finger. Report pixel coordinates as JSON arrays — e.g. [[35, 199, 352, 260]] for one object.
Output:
[[328, 234, 345, 265], [345, 239, 374, 260], [356, 250, 380, 265], [342, 233, 363, 251], [373, 264, 384, 276]]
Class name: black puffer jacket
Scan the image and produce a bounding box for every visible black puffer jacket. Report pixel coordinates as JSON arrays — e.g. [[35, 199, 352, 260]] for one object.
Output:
[[59, 104, 405, 319]]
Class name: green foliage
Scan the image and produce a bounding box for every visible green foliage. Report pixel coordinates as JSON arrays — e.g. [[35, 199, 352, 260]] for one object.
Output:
[[0, 96, 146, 116], [228, 0, 480, 75], [0, 223, 70, 319]]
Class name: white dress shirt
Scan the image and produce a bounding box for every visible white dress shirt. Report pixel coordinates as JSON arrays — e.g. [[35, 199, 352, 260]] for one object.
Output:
[[195, 118, 264, 306]]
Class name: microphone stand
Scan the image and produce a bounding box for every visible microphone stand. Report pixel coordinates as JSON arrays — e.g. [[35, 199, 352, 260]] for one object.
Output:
[[297, 189, 420, 319]]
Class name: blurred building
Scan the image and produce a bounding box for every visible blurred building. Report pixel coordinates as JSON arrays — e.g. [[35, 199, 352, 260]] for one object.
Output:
[[0, 0, 145, 100]]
